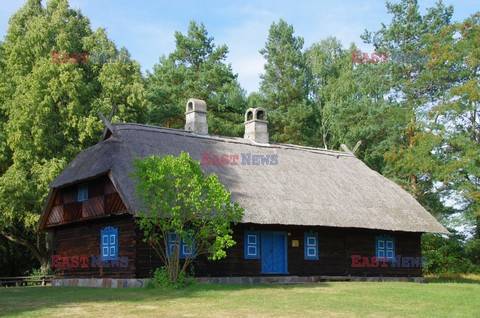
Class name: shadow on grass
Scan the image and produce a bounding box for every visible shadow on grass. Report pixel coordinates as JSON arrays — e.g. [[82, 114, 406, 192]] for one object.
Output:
[[425, 274, 480, 285], [0, 282, 331, 317]]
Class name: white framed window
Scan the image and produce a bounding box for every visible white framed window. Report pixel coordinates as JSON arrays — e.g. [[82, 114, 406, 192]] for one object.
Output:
[[167, 232, 195, 259], [376, 235, 395, 261], [244, 230, 260, 259], [101, 226, 118, 260], [304, 232, 318, 260]]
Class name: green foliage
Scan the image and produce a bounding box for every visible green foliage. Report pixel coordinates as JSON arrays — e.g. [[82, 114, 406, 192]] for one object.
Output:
[[147, 21, 246, 136], [424, 13, 480, 237], [304, 2, 479, 266], [131, 151, 244, 283], [0, 237, 38, 276], [0, 0, 147, 269], [258, 19, 313, 145], [422, 233, 480, 274], [147, 267, 195, 288], [305, 39, 403, 173], [24, 267, 51, 286], [361, 0, 453, 196], [466, 238, 480, 265]]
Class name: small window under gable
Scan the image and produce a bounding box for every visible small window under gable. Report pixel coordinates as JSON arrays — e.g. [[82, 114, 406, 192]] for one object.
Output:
[[77, 183, 88, 202], [304, 232, 319, 260], [376, 235, 395, 261], [244, 230, 260, 259], [101, 226, 118, 261]]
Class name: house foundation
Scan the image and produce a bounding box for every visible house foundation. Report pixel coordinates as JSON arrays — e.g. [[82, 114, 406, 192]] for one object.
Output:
[[52, 275, 425, 288]]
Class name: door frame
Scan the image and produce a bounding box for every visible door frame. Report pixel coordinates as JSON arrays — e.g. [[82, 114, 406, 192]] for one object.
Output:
[[261, 231, 289, 274]]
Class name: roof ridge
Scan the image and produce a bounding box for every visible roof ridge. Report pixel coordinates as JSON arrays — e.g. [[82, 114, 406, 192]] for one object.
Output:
[[112, 122, 355, 158]]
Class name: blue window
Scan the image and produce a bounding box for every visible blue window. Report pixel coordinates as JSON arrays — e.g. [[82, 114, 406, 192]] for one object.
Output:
[[244, 230, 260, 259], [101, 226, 118, 260], [376, 235, 395, 261], [77, 183, 88, 202], [304, 232, 319, 260], [167, 233, 195, 259]]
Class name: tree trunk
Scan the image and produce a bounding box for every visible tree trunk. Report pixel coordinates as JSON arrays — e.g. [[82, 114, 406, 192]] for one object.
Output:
[[409, 173, 418, 195], [1, 230, 51, 273], [476, 215, 480, 240]]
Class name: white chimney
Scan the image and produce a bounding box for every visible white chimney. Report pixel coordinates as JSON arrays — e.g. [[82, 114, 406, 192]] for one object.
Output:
[[244, 107, 269, 143], [185, 99, 208, 135]]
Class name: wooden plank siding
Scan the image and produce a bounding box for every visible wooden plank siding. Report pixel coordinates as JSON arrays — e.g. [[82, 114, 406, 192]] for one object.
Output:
[[136, 223, 423, 278], [53, 215, 136, 278], [136, 230, 163, 278], [45, 175, 127, 228], [190, 224, 421, 277]]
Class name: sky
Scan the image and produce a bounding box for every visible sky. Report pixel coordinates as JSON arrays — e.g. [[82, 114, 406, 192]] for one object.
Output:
[[1, 0, 478, 93]]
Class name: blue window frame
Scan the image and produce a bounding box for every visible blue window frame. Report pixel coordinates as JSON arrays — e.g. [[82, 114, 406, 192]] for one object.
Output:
[[77, 183, 88, 202], [244, 230, 260, 259], [101, 226, 118, 260], [304, 232, 319, 260], [376, 235, 395, 261], [167, 233, 195, 259]]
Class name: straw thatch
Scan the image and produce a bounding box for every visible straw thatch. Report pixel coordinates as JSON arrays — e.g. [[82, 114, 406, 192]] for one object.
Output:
[[47, 123, 448, 234]]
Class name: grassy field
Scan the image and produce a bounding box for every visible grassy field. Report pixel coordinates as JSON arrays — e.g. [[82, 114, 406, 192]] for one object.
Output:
[[1, 276, 479, 317]]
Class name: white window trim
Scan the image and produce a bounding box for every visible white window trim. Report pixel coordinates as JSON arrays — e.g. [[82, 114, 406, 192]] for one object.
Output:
[[247, 234, 257, 245], [247, 245, 257, 256]]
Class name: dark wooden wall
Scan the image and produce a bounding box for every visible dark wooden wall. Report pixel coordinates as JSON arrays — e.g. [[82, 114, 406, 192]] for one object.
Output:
[[136, 230, 163, 278], [137, 223, 423, 278], [46, 175, 126, 227], [53, 215, 137, 278], [53, 219, 422, 278]]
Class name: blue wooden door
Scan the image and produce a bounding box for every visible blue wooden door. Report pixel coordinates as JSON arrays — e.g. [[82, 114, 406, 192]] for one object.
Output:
[[261, 232, 287, 274]]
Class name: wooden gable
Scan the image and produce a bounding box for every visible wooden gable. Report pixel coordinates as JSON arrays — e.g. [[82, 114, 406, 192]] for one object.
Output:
[[43, 174, 127, 228]]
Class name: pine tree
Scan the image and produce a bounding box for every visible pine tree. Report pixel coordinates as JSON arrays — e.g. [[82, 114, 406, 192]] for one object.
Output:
[[426, 13, 480, 237], [147, 21, 246, 137], [361, 0, 453, 204], [258, 19, 313, 145]]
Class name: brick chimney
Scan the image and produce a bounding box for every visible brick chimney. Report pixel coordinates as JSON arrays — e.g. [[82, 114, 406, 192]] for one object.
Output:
[[185, 99, 208, 135], [244, 107, 269, 143]]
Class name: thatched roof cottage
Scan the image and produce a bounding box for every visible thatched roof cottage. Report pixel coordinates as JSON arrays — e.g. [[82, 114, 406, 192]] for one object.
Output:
[[38, 99, 447, 286]]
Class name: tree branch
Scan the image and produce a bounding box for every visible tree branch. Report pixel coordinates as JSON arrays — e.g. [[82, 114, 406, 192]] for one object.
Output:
[[1, 230, 44, 265]]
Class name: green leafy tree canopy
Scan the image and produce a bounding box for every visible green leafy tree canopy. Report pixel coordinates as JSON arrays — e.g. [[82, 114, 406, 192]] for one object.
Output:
[[0, 0, 147, 270], [131, 152, 244, 283]]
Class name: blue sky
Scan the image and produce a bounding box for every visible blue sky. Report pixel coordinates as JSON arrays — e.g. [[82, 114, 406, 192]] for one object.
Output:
[[1, 0, 477, 93]]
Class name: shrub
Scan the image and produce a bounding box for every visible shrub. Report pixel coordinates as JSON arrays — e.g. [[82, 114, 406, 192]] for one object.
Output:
[[422, 233, 480, 274], [148, 267, 195, 288], [25, 267, 51, 286]]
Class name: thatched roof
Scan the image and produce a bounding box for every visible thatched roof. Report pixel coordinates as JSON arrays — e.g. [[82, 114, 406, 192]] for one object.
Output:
[[46, 123, 448, 234]]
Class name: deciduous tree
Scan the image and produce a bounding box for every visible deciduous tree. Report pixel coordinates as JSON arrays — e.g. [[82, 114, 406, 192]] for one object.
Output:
[[131, 152, 243, 283], [0, 0, 147, 270]]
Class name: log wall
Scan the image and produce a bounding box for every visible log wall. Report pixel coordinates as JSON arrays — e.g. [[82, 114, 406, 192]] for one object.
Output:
[[53, 215, 136, 278], [137, 223, 423, 278]]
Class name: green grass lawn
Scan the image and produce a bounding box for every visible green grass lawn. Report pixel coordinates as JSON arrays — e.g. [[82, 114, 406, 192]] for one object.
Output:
[[1, 277, 479, 317]]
